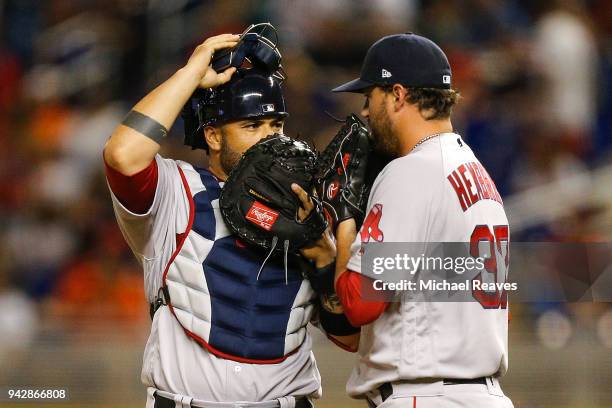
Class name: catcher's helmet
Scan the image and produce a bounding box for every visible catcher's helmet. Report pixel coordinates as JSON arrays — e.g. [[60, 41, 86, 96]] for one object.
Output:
[[183, 68, 288, 150]]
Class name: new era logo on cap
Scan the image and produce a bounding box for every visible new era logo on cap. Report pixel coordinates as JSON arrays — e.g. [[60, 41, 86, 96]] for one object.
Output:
[[381, 69, 392, 78], [442, 75, 451, 84], [262, 104, 275, 113]]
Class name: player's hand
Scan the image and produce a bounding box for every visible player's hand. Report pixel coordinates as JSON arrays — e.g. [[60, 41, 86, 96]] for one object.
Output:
[[184, 34, 240, 88], [300, 226, 336, 268], [292, 183, 336, 267], [291, 183, 315, 222]]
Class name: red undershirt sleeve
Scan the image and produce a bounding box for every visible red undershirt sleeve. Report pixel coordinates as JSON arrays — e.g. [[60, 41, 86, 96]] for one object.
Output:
[[104, 159, 158, 214], [336, 270, 388, 327]]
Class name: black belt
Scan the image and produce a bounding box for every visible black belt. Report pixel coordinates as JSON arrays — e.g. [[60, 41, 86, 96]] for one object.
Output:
[[377, 377, 487, 402], [154, 393, 313, 408], [443, 377, 487, 386]]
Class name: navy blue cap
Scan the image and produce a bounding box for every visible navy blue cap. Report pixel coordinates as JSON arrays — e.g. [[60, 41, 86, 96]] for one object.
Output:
[[332, 33, 452, 93]]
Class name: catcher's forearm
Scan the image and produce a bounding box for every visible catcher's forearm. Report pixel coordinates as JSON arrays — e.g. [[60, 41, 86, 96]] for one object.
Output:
[[104, 67, 201, 176]]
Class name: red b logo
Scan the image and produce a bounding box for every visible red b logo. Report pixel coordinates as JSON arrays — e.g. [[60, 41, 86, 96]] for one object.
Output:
[[361, 204, 384, 243]]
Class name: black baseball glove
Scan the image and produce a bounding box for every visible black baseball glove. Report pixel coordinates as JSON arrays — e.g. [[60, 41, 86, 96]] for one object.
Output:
[[219, 134, 327, 253], [316, 114, 374, 230]]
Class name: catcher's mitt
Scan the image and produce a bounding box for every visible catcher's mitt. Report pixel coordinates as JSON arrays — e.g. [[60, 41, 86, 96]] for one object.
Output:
[[317, 114, 374, 229], [219, 134, 327, 253]]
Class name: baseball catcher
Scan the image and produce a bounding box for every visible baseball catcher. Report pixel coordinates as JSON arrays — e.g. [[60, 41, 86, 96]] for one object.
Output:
[[104, 24, 358, 408]]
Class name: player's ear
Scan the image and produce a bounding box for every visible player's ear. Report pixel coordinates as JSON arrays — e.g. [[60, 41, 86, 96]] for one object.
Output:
[[204, 125, 222, 153], [391, 84, 407, 110]]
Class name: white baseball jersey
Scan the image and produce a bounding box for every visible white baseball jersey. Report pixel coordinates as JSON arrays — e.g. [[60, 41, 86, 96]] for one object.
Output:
[[108, 155, 322, 402], [346, 133, 509, 398]]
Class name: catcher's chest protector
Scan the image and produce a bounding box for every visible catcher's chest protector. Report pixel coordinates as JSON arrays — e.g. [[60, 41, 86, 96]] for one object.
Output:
[[163, 164, 316, 363]]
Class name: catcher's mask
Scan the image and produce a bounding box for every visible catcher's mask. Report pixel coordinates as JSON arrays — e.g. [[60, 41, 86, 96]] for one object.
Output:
[[211, 23, 286, 81]]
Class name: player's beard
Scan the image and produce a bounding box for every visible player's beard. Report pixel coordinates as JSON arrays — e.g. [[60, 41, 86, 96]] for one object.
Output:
[[219, 131, 242, 176], [369, 102, 400, 158]]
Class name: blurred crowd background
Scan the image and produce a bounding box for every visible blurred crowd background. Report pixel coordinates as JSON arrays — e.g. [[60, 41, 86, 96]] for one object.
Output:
[[0, 0, 611, 407]]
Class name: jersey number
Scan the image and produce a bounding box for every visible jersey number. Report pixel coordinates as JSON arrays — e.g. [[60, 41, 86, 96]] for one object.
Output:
[[470, 225, 509, 309]]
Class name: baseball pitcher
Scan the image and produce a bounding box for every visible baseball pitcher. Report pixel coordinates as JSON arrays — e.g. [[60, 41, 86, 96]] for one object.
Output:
[[323, 33, 514, 408]]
